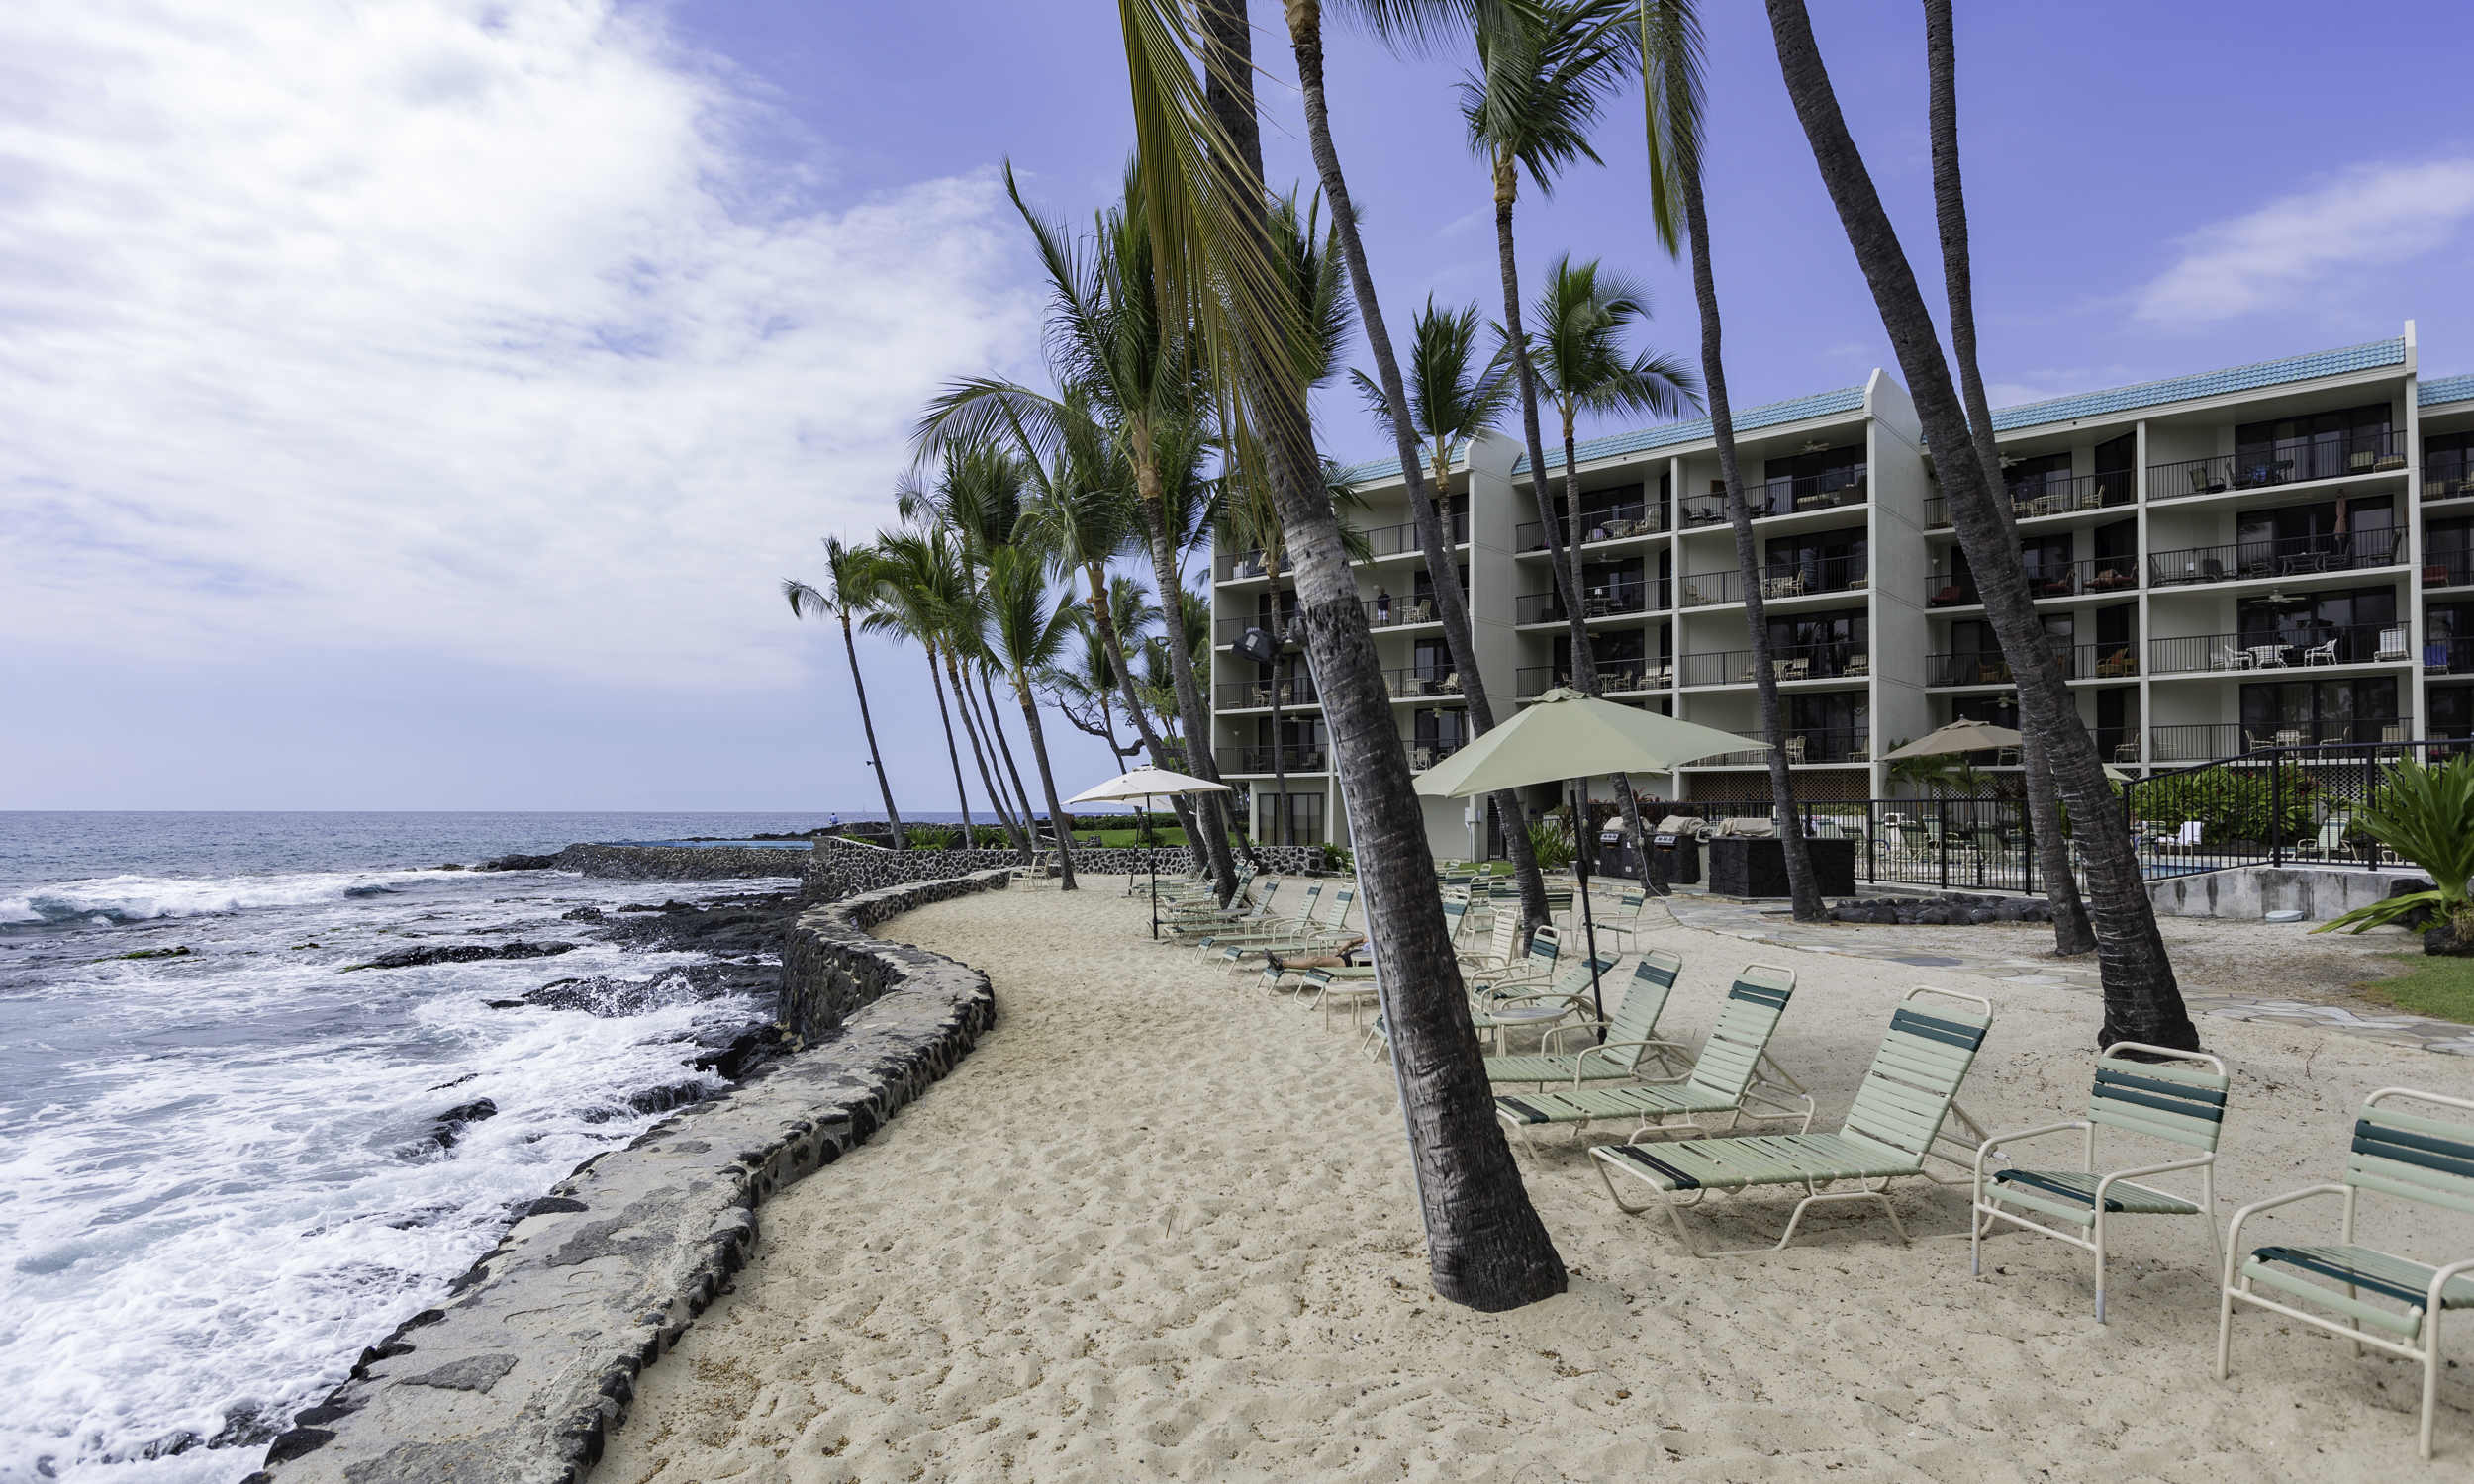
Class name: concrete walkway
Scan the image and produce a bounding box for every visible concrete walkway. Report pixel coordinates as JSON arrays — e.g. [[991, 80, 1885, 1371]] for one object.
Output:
[[1649, 888, 2474, 1058]]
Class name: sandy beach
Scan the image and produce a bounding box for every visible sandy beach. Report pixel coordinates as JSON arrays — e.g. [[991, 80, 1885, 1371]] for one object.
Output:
[[602, 885, 2474, 1482]]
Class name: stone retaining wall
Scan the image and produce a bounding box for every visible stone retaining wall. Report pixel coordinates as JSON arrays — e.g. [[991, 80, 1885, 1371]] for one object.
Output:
[[249, 870, 1011, 1484], [802, 837, 1327, 904], [2146, 864, 2428, 921], [548, 843, 810, 881]]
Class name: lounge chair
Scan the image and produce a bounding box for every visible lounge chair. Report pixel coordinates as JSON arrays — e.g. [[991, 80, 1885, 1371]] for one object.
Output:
[[1483, 952, 1691, 1089], [1187, 882, 1320, 954], [1162, 875, 1274, 933], [2217, 1086, 2474, 1459], [1495, 964, 1813, 1153], [1970, 1045, 2231, 1323], [1589, 986, 1994, 1257], [1200, 884, 1351, 961], [1215, 888, 1360, 968], [1587, 889, 1679, 956], [1296, 966, 1383, 1031], [1468, 950, 1612, 1053]]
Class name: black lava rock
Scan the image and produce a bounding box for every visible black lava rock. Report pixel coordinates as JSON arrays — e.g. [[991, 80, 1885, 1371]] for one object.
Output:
[[478, 854, 558, 872], [357, 942, 578, 971], [433, 1098, 498, 1148], [560, 905, 606, 921]]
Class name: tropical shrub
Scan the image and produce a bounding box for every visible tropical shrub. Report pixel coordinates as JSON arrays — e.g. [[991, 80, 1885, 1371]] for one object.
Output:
[[2315, 754, 2474, 940], [2132, 764, 2316, 846], [1527, 821, 1574, 872], [905, 825, 957, 849]]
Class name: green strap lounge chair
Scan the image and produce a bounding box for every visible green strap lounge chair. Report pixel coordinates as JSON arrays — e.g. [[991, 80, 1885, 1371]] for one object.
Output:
[[1970, 1044, 2230, 1324], [1298, 966, 1383, 1030], [1494, 964, 1812, 1154], [1483, 951, 1689, 1088], [1586, 889, 1679, 956], [1469, 950, 1616, 1050], [2217, 1087, 2474, 1460], [1215, 889, 1360, 970], [1590, 986, 1995, 1257], [1189, 883, 1321, 956], [1162, 876, 1276, 931], [1464, 923, 1561, 988]]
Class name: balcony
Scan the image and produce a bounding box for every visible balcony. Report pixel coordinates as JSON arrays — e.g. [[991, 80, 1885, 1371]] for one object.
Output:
[[1697, 727, 1871, 766], [2147, 528, 2401, 586], [2425, 554, 2473, 590], [1365, 595, 1445, 629], [1678, 642, 1869, 689], [1382, 667, 1468, 699], [2426, 450, 2474, 502], [1225, 549, 1291, 581], [2143, 717, 2414, 763], [2427, 636, 2474, 673], [1214, 675, 1318, 709], [1516, 503, 1664, 550], [1678, 556, 1868, 607], [1927, 643, 2138, 688], [1921, 470, 2135, 528], [1357, 510, 1470, 559], [1927, 557, 2141, 607], [1679, 467, 1868, 525], [1218, 744, 1326, 774], [2148, 625, 2409, 676], [1516, 581, 1656, 625], [1516, 662, 1669, 697], [1401, 735, 1470, 771], [2149, 431, 2408, 502]]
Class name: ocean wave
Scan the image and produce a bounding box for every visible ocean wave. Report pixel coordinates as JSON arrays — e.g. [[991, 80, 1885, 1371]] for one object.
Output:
[[0, 872, 427, 926]]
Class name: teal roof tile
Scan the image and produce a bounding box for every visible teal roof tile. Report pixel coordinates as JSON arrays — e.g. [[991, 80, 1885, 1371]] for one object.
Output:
[[1333, 385, 1866, 486], [1987, 338, 2406, 432], [2421, 373, 2474, 408]]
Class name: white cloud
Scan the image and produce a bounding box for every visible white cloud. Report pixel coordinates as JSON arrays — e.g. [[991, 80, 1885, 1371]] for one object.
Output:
[[0, 0, 1041, 691], [2136, 158, 2474, 324]]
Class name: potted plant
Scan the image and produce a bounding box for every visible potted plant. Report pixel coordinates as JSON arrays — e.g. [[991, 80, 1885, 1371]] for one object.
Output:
[[2313, 755, 2474, 954]]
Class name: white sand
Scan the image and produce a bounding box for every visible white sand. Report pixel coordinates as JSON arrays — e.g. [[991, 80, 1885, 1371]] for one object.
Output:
[[603, 888, 2474, 1482]]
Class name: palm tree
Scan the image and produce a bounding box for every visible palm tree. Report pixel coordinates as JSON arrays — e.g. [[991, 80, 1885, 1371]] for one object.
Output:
[[1520, 253, 1699, 880], [864, 529, 982, 842], [983, 544, 1082, 888], [1922, 0, 2093, 956], [1041, 609, 1143, 765], [1759, 0, 2193, 1049], [782, 537, 904, 848], [1125, 0, 1569, 1309]]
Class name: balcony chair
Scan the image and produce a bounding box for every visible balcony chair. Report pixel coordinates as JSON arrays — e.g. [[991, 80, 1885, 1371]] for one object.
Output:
[[1845, 653, 1870, 677], [2426, 565, 2455, 587], [2301, 638, 2339, 666], [2376, 628, 2411, 662], [1776, 658, 1810, 682], [1928, 586, 1964, 607], [1781, 737, 1808, 764], [2087, 567, 2133, 592], [2246, 644, 2289, 669], [2214, 646, 2252, 671], [2098, 649, 2136, 677]]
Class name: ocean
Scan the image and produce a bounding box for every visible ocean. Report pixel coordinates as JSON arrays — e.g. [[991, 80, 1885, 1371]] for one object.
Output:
[[0, 812, 874, 1483]]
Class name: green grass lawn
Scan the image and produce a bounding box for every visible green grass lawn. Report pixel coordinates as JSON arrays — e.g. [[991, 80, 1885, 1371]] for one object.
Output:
[[2361, 952, 2474, 1024], [1074, 829, 1189, 848]]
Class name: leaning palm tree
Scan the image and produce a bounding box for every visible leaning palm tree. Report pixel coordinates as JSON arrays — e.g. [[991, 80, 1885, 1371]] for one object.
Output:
[[782, 537, 904, 848], [1040, 609, 1143, 765], [1757, 0, 2193, 1048], [1922, 0, 2092, 955], [863, 529, 981, 841], [982, 544, 1081, 888], [899, 451, 1036, 857], [1518, 252, 1700, 881], [1124, 0, 1569, 1309]]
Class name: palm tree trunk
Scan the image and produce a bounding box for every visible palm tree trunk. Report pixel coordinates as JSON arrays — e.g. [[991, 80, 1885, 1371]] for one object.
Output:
[[1013, 672, 1079, 889], [1923, 0, 2093, 954], [1561, 416, 1658, 886], [840, 612, 904, 848], [1763, 0, 2193, 1048], [1284, 0, 1568, 1312], [1280, 11, 1551, 944], [924, 647, 974, 843], [946, 647, 1025, 854], [1131, 461, 1240, 895], [978, 664, 1043, 858], [1672, 121, 1826, 921]]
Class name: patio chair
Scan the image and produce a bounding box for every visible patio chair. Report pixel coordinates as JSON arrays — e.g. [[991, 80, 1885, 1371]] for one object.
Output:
[[1162, 875, 1274, 931], [2217, 1087, 2474, 1460], [1496, 965, 1814, 1154], [1929, 586, 1965, 607], [1846, 653, 1871, 677], [1483, 952, 1691, 1088], [1589, 889, 1680, 956], [1188, 882, 1320, 955], [1970, 1045, 2231, 1323], [1469, 951, 1619, 1054], [2377, 627, 2412, 662], [1215, 888, 1360, 969], [1589, 986, 1994, 1256]]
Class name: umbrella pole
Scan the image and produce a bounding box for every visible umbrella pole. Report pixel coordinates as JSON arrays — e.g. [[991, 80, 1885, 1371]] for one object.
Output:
[[1147, 796, 1159, 939], [1574, 777, 1606, 1039]]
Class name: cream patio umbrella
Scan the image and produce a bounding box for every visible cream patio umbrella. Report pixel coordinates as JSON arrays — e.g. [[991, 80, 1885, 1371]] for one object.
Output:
[[1883, 717, 2023, 758], [1414, 688, 1765, 1027], [1066, 766, 1231, 937]]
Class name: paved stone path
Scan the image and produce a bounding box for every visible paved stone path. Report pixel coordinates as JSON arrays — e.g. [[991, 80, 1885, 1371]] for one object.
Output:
[[1647, 888, 2474, 1058]]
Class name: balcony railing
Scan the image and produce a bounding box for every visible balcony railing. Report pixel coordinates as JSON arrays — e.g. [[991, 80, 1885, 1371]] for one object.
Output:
[[1215, 675, 1318, 709], [1678, 642, 1870, 688], [1698, 727, 1871, 766], [1218, 744, 1327, 774], [1516, 504, 1664, 550], [1516, 581, 1655, 625], [2425, 554, 2473, 590], [1357, 510, 1470, 559], [1364, 595, 1446, 628], [2149, 431, 2408, 501], [1926, 556, 2140, 607], [1678, 556, 1868, 607], [2144, 718, 2414, 763], [2425, 451, 2474, 502], [1401, 735, 1470, 770], [2426, 636, 2474, 673], [1679, 467, 1869, 525], [1922, 470, 2135, 528], [2149, 624, 2410, 676], [1926, 643, 2138, 688], [1515, 663, 1668, 696], [1381, 667, 1468, 699], [2147, 528, 2401, 586]]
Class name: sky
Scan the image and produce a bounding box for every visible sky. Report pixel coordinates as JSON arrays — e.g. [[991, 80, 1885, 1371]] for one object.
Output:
[[7, 0, 2474, 813]]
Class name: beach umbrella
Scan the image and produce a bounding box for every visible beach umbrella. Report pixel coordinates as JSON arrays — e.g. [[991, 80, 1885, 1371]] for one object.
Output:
[[1883, 717, 2023, 758], [1066, 766, 1231, 937], [1414, 688, 1762, 1029]]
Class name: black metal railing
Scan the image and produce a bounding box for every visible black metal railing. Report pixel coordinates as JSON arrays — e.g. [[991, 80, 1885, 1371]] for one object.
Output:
[[1218, 745, 1327, 774], [1516, 581, 1655, 625], [2119, 736, 2474, 877], [1698, 727, 1870, 766], [1226, 549, 1291, 581], [2146, 717, 2414, 764], [2149, 431, 2408, 501], [1364, 595, 1446, 628], [1925, 642, 2138, 688], [2147, 624, 2410, 676], [1401, 735, 1470, 770], [1516, 504, 1663, 550], [1923, 471, 2138, 528], [1925, 556, 2141, 606], [1677, 642, 1871, 688], [1381, 667, 1468, 699], [2425, 451, 2474, 502], [2426, 636, 2474, 672], [1515, 663, 1667, 696], [2147, 528, 2402, 586], [1215, 675, 1319, 708], [1358, 510, 1470, 559], [2425, 554, 2473, 590], [1679, 466, 1869, 525], [1215, 614, 1296, 646], [1677, 556, 1868, 607]]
